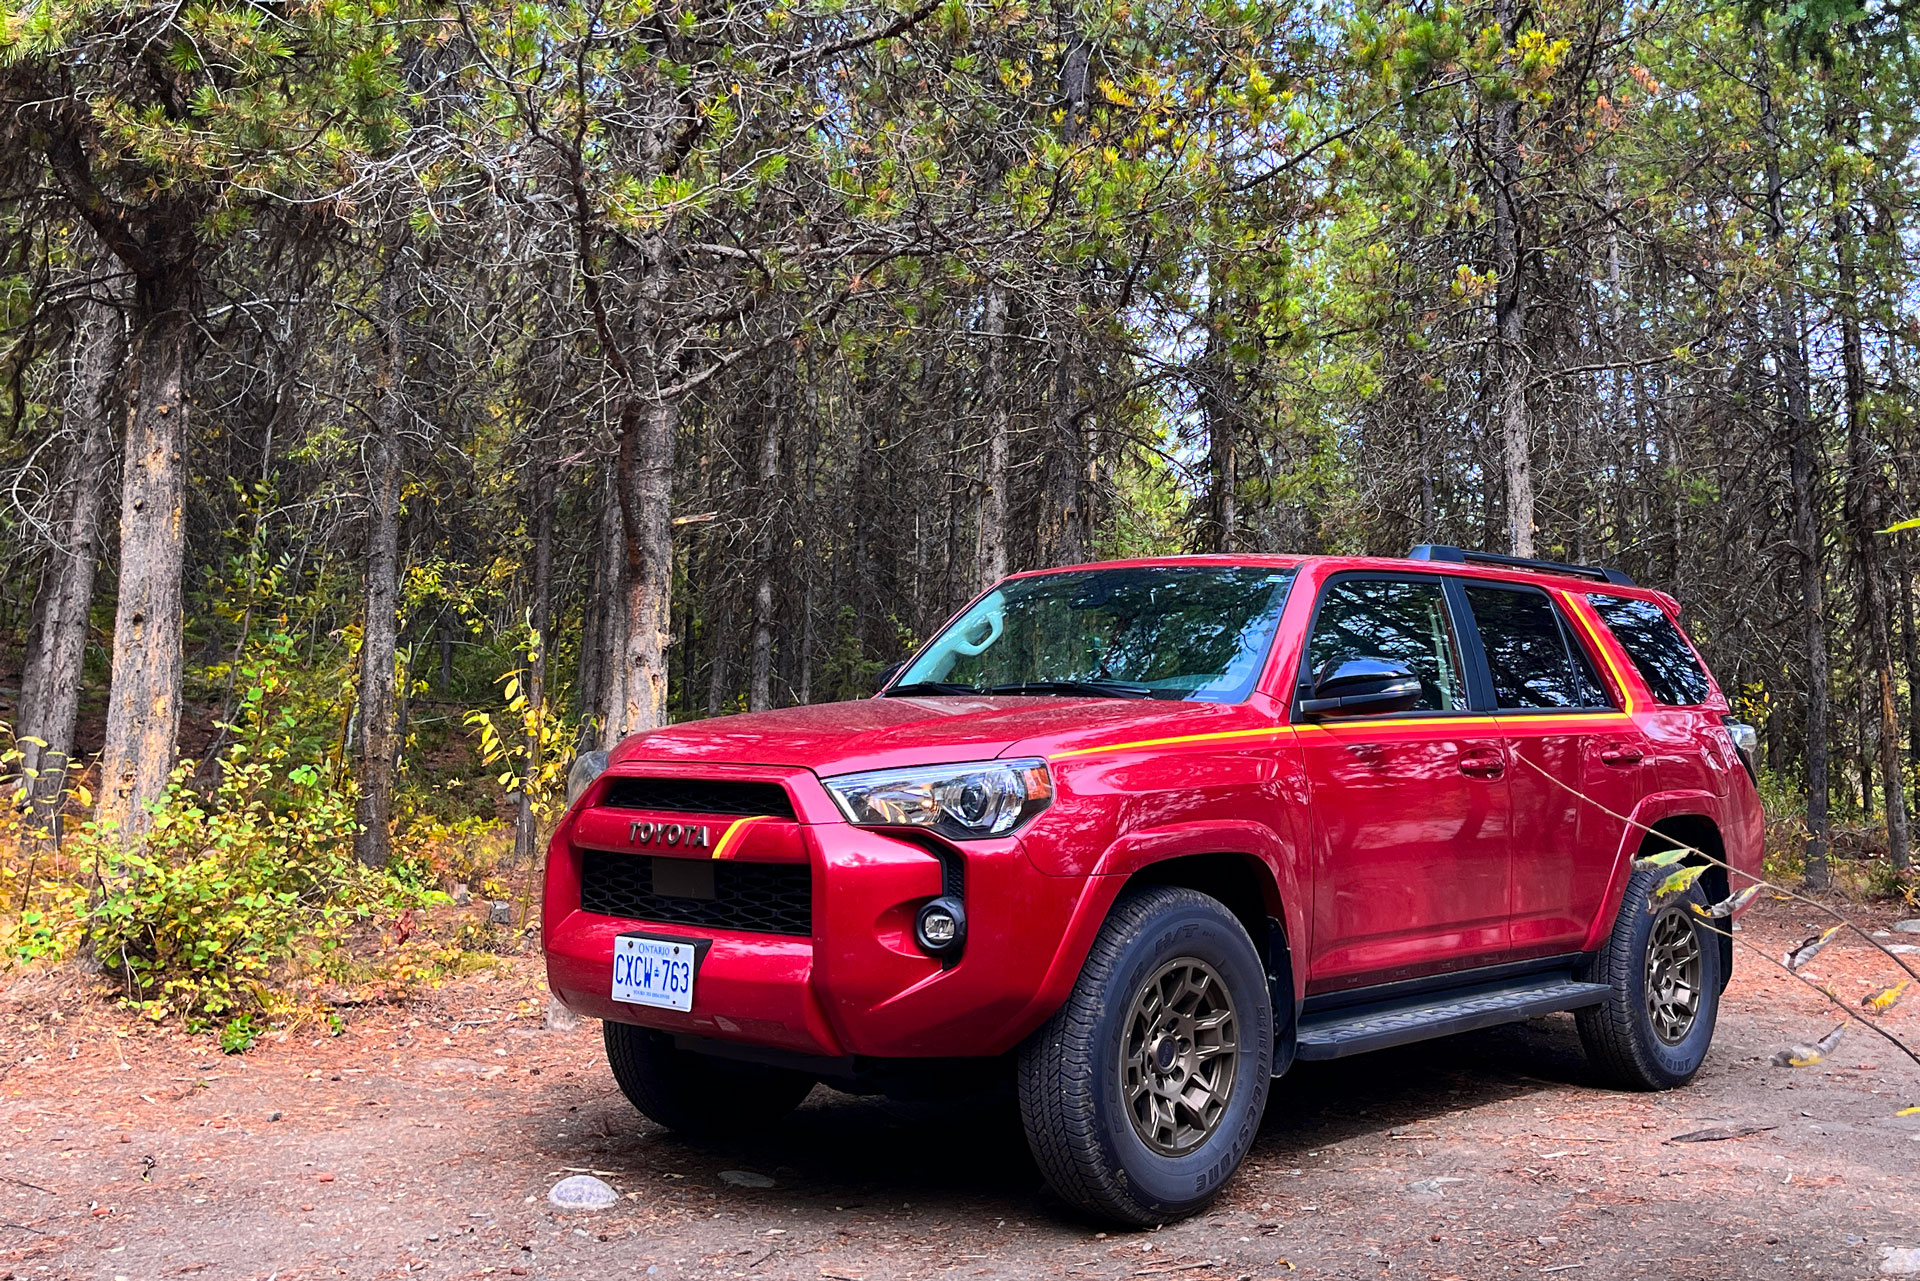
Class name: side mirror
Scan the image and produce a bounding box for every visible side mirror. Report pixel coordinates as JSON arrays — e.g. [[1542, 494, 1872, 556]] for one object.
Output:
[[874, 660, 906, 694], [1301, 656, 1422, 718]]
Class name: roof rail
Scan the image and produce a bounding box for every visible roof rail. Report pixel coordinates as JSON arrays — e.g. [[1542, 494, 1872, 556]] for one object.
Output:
[[1406, 544, 1635, 587]]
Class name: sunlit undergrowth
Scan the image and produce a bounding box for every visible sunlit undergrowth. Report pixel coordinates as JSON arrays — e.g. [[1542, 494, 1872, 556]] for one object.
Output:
[[0, 606, 533, 1040], [1756, 766, 1917, 907]]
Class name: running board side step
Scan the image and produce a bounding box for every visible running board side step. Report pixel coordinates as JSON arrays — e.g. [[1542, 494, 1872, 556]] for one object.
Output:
[[1294, 976, 1611, 1061]]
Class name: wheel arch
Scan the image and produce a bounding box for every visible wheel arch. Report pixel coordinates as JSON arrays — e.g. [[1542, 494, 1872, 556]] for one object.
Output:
[[1117, 849, 1301, 1075], [1592, 810, 1733, 990]]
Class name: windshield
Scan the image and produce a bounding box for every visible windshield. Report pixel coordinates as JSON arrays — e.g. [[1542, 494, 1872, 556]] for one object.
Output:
[[893, 565, 1297, 701]]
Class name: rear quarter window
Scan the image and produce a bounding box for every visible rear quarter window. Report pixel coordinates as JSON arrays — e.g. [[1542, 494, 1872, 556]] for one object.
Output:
[[1587, 594, 1713, 706]]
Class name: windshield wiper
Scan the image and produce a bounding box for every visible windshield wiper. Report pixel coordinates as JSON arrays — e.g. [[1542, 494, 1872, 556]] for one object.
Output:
[[987, 680, 1157, 699], [882, 681, 985, 697]]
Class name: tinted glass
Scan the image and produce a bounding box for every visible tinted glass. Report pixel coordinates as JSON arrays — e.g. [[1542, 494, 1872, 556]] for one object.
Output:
[[1588, 594, 1713, 706], [1567, 626, 1613, 708], [1305, 578, 1464, 712], [1466, 586, 1584, 709], [900, 566, 1296, 701]]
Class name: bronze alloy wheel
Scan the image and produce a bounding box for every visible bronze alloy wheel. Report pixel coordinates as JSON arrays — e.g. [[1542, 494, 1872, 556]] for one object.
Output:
[[1644, 905, 1704, 1046], [1120, 958, 1239, 1156]]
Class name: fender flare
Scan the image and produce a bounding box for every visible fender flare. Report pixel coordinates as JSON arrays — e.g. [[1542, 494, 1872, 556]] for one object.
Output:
[[1584, 789, 1727, 954], [1010, 819, 1308, 1070]]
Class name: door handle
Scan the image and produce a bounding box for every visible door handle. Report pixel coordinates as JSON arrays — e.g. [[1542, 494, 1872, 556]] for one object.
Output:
[[1458, 750, 1506, 779], [1599, 745, 1645, 766]]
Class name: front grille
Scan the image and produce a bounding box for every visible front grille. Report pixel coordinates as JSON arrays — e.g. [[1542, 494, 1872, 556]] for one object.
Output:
[[579, 850, 812, 937], [598, 777, 796, 819]]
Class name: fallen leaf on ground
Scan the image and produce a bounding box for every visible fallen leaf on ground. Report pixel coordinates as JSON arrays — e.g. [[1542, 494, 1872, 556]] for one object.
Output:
[[1666, 1124, 1777, 1143]]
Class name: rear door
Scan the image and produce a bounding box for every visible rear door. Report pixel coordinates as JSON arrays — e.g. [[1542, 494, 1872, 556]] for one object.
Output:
[[1585, 593, 1730, 797], [1294, 573, 1512, 989], [1459, 583, 1651, 956]]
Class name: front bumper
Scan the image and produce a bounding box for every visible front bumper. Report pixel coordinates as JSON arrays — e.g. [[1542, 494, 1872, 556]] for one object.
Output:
[[543, 791, 1088, 1060]]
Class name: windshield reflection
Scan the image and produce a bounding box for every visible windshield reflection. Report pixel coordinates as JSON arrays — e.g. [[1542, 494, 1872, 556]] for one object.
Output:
[[894, 565, 1297, 703]]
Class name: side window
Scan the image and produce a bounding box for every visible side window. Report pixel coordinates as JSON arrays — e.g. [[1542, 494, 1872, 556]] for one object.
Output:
[[1588, 594, 1713, 706], [1565, 622, 1613, 708], [1305, 578, 1465, 712], [1465, 585, 1591, 709]]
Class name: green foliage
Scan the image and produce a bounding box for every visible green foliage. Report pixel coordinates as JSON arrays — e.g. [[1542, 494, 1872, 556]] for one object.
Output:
[[71, 755, 425, 1020], [219, 1013, 259, 1054]]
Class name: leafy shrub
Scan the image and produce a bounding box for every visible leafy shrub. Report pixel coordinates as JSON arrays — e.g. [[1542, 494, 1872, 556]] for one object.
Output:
[[73, 755, 412, 1019]]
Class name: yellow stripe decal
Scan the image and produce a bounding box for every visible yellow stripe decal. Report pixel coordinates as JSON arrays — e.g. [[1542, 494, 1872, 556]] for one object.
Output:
[[1051, 726, 1293, 759], [710, 815, 768, 860], [1052, 599, 1640, 763]]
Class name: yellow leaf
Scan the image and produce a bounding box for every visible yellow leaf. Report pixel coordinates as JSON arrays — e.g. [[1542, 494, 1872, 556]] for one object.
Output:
[[1656, 864, 1708, 898], [1898, 1106, 1920, 1116], [1638, 847, 1688, 869], [76, 785, 92, 807]]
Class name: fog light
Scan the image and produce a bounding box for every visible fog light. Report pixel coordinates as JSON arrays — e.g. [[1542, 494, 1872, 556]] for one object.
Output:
[[914, 896, 967, 960]]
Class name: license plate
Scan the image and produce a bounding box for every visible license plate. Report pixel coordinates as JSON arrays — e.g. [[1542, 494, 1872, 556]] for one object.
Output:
[[611, 933, 704, 1012]]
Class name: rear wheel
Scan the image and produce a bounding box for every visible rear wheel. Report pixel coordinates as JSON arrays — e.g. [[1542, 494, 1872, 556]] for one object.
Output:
[[1576, 861, 1723, 1090], [603, 1022, 816, 1136], [1017, 886, 1272, 1226]]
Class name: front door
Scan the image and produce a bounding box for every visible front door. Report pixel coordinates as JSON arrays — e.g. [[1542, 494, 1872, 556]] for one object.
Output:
[[1296, 574, 1512, 991]]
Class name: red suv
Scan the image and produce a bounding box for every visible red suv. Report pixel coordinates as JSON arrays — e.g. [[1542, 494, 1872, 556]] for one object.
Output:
[[545, 546, 1762, 1225]]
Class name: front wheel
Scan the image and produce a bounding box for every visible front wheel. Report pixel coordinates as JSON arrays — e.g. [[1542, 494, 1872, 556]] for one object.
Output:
[[603, 1022, 816, 1136], [1576, 861, 1724, 1090], [1017, 887, 1273, 1226]]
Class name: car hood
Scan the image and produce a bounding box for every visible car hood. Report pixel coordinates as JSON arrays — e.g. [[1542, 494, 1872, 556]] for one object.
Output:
[[607, 695, 1262, 777]]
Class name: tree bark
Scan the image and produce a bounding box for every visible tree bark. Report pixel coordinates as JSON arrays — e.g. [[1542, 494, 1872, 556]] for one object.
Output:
[[1491, 0, 1533, 557], [1833, 129, 1910, 867], [748, 359, 784, 713], [976, 283, 1012, 589], [605, 394, 676, 740], [18, 289, 121, 843], [1757, 29, 1831, 885], [353, 249, 409, 870], [95, 284, 191, 841], [515, 447, 554, 866], [1039, 0, 1092, 567]]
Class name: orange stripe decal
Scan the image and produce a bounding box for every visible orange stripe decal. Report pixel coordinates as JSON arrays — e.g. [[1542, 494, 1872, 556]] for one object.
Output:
[[710, 815, 769, 860], [1560, 592, 1638, 714]]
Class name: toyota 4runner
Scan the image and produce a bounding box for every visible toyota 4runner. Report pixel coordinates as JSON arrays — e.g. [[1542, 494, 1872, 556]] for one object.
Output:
[[545, 545, 1762, 1225]]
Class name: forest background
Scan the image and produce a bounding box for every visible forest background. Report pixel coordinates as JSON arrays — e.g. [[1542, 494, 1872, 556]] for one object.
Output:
[[1, 0, 1916, 1035]]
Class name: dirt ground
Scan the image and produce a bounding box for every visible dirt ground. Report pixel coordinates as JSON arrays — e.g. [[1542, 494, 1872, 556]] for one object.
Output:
[[3, 897, 1919, 1281]]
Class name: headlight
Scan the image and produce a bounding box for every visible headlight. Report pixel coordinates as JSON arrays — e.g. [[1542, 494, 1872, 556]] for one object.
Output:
[[822, 758, 1053, 838], [565, 749, 610, 808]]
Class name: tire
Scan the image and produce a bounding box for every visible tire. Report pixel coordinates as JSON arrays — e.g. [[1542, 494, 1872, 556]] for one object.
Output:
[[1017, 886, 1273, 1226], [602, 1022, 816, 1136], [1576, 860, 1724, 1090]]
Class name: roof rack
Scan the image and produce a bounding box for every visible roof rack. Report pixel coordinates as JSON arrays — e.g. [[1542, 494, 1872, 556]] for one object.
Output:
[[1407, 544, 1635, 587]]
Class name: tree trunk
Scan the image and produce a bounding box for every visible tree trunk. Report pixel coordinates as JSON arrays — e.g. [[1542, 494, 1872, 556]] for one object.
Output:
[[1758, 28, 1830, 886], [1199, 270, 1235, 552], [353, 250, 409, 870], [748, 362, 784, 713], [18, 289, 120, 843], [1901, 545, 1919, 770], [1040, 0, 1091, 567], [976, 283, 1012, 589], [1834, 144, 1910, 867], [515, 451, 554, 866], [95, 287, 191, 841], [606, 395, 676, 740], [1491, 0, 1533, 557]]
